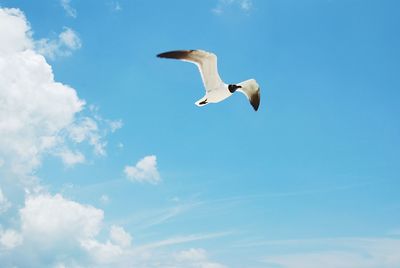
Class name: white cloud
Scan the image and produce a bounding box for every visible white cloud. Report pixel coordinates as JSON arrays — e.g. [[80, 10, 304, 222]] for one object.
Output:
[[0, 6, 226, 268], [0, 188, 11, 213], [0, 8, 32, 55], [110, 225, 132, 248], [0, 7, 116, 175], [0, 9, 124, 265], [36, 27, 82, 59], [0, 8, 82, 175], [174, 248, 227, 268], [56, 148, 86, 166], [67, 117, 106, 156], [11, 193, 132, 266], [71, 119, 97, 143], [59, 27, 81, 49], [212, 0, 253, 14], [60, 0, 77, 18], [0, 43, 84, 175], [15, 195, 222, 267], [124, 155, 161, 184], [108, 119, 123, 132], [1, 191, 226, 267], [0, 229, 22, 249], [20, 194, 103, 243], [175, 248, 208, 262], [4, 193, 130, 267], [81, 239, 123, 264], [80, 231, 228, 267]]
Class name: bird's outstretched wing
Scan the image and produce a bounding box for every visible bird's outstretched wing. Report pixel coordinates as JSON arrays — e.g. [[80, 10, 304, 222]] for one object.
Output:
[[157, 50, 223, 92], [237, 79, 260, 111]]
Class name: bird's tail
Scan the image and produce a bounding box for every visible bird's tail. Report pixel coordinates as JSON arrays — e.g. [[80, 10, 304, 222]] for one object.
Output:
[[195, 96, 208, 107]]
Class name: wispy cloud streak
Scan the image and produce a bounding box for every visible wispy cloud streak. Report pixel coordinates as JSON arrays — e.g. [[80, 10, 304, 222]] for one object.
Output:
[[212, 0, 253, 14], [60, 0, 77, 18], [139, 231, 232, 250]]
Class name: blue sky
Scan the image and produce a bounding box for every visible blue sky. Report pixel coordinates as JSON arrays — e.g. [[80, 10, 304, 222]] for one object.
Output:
[[0, 0, 399, 267]]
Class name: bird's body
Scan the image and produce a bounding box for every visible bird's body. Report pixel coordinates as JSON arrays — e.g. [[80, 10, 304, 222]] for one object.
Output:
[[157, 49, 261, 111], [195, 83, 231, 106]]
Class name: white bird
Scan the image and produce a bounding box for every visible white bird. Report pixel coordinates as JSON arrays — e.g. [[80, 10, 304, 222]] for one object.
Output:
[[157, 49, 260, 111]]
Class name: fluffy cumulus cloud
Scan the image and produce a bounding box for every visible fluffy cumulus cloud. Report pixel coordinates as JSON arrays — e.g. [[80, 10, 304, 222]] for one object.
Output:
[[0, 8, 32, 54], [0, 229, 22, 250], [0, 7, 111, 180], [110, 225, 132, 248], [0, 191, 224, 267], [212, 0, 252, 14], [0, 192, 134, 267], [20, 194, 103, 244], [0, 39, 83, 175], [2, 193, 224, 267], [124, 155, 161, 184]]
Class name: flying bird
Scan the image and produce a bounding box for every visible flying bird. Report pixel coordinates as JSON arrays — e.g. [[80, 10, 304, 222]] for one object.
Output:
[[157, 49, 260, 111]]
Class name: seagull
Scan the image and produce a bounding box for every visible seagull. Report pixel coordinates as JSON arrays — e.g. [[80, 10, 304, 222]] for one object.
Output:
[[157, 49, 260, 111]]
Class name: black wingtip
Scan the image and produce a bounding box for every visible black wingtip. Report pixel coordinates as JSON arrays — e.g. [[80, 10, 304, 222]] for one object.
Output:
[[156, 50, 195, 59], [250, 88, 260, 111]]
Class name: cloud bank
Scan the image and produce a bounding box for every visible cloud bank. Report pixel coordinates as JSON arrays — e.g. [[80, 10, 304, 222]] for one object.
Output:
[[0, 8, 84, 177], [0, 7, 226, 268], [0, 7, 127, 267]]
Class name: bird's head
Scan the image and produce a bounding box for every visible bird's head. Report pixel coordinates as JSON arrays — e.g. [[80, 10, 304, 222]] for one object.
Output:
[[228, 84, 242, 93]]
